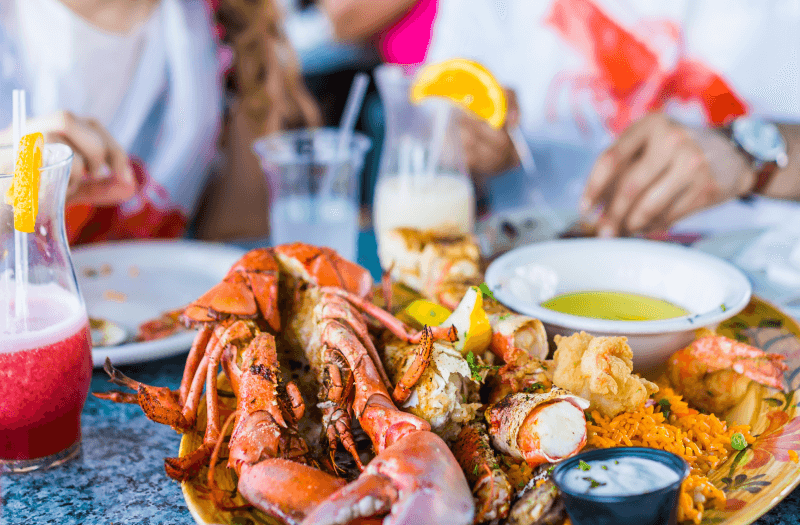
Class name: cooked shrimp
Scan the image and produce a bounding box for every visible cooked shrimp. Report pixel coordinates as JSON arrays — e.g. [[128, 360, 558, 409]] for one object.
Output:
[[667, 335, 788, 413]]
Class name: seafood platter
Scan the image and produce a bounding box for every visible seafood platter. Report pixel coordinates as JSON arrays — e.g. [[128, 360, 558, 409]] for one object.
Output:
[[95, 230, 800, 525]]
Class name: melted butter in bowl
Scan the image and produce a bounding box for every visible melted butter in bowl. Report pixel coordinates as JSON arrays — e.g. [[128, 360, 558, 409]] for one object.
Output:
[[540, 291, 690, 322]]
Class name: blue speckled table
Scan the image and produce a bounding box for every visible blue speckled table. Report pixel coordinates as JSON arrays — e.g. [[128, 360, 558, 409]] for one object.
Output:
[[2, 233, 800, 525]]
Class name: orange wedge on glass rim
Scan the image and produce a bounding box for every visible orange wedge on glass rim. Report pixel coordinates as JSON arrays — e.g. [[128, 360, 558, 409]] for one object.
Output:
[[4, 132, 44, 233], [410, 58, 508, 129]]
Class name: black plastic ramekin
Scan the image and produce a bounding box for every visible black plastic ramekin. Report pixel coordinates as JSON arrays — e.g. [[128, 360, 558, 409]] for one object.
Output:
[[552, 447, 690, 525]]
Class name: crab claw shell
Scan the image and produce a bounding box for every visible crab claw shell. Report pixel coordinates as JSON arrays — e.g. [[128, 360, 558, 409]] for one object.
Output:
[[237, 459, 347, 525], [486, 388, 590, 467], [273, 242, 374, 298], [301, 431, 474, 525]]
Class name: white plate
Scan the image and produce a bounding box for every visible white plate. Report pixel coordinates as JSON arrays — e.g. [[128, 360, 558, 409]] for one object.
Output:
[[72, 240, 247, 367]]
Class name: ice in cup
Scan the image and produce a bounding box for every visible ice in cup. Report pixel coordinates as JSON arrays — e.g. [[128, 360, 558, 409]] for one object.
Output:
[[253, 128, 371, 262]]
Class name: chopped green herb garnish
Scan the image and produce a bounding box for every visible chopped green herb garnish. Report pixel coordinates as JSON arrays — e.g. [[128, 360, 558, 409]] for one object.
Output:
[[465, 351, 500, 382], [518, 481, 526, 488], [658, 398, 672, 420], [524, 382, 546, 393], [614, 460, 619, 465], [473, 465, 479, 476], [547, 465, 556, 475], [731, 432, 747, 451], [579, 460, 590, 471], [499, 313, 511, 320], [720, 303, 727, 312], [601, 465, 608, 470], [584, 411, 594, 424], [582, 477, 606, 489], [478, 283, 496, 301]]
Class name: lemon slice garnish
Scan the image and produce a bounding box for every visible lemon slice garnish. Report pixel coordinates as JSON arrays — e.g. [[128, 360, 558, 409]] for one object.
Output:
[[402, 299, 453, 327], [4, 133, 44, 233], [443, 286, 492, 355], [410, 58, 507, 129]]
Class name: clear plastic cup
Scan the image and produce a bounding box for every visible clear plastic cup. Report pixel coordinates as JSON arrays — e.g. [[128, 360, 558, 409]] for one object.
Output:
[[253, 128, 371, 262]]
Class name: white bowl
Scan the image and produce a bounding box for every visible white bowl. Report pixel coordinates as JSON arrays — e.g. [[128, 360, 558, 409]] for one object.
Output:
[[484, 238, 752, 371]]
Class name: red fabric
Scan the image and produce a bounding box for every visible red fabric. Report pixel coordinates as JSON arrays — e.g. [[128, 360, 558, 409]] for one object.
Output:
[[545, 0, 747, 134], [66, 158, 188, 246]]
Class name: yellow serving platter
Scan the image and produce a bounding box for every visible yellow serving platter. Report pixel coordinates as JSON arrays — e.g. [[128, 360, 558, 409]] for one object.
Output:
[[180, 295, 800, 525]]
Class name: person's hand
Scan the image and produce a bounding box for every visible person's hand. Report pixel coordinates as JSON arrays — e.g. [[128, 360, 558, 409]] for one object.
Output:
[[1, 111, 137, 206], [459, 88, 521, 176], [581, 112, 755, 237]]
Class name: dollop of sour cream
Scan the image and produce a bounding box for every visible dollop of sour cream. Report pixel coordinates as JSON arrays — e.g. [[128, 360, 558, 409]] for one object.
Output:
[[561, 456, 680, 496]]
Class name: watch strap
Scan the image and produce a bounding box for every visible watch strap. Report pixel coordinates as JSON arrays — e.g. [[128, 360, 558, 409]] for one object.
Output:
[[751, 161, 780, 195]]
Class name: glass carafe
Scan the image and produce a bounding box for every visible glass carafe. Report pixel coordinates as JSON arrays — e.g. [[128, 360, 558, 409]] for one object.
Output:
[[372, 64, 475, 266], [0, 143, 92, 472]]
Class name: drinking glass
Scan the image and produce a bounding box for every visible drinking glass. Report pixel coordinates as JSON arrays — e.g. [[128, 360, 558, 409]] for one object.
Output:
[[253, 128, 371, 262], [0, 143, 92, 472], [372, 64, 476, 265]]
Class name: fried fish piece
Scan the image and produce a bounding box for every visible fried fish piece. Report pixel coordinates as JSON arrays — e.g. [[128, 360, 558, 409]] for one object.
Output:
[[551, 331, 658, 417]]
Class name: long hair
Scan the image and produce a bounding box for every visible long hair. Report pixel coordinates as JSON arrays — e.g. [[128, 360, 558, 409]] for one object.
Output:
[[214, 0, 322, 134]]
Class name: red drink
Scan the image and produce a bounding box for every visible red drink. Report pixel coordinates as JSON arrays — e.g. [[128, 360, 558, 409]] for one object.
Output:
[[0, 286, 93, 463]]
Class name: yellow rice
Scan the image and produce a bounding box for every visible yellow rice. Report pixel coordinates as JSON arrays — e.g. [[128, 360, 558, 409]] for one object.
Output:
[[587, 387, 754, 524]]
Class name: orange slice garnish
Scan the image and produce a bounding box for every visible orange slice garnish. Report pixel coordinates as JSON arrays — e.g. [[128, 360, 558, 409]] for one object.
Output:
[[410, 59, 507, 129], [4, 133, 44, 233]]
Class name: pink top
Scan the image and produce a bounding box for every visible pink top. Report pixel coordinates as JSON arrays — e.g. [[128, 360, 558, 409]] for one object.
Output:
[[375, 0, 437, 65]]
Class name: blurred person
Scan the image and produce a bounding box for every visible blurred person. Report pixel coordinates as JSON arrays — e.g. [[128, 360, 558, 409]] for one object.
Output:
[[0, 0, 221, 244], [0, 0, 320, 244], [425, 0, 800, 237], [194, 0, 321, 240]]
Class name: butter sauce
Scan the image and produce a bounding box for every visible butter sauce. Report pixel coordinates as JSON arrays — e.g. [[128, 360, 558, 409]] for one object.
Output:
[[560, 456, 680, 496], [540, 291, 689, 321]]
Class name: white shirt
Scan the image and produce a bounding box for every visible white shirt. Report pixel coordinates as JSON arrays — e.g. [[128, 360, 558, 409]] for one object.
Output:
[[0, 0, 223, 216], [427, 0, 800, 232]]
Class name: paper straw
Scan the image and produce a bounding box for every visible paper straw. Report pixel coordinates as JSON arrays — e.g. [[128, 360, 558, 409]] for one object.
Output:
[[425, 101, 450, 180], [319, 73, 370, 201], [12, 89, 29, 328]]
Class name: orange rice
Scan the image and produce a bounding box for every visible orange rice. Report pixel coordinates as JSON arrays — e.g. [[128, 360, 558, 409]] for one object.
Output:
[[586, 387, 754, 524]]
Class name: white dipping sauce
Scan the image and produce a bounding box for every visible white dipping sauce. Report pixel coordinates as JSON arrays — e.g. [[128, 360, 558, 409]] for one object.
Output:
[[561, 457, 680, 496]]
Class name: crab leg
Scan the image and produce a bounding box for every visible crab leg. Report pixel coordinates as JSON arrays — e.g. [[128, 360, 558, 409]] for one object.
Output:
[[320, 298, 393, 390], [165, 321, 254, 481], [179, 325, 213, 404], [392, 326, 433, 404], [321, 286, 457, 344], [452, 421, 512, 523], [95, 358, 189, 430]]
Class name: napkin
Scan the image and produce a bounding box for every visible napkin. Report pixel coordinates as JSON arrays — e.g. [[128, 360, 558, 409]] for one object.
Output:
[[735, 211, 800, 288]]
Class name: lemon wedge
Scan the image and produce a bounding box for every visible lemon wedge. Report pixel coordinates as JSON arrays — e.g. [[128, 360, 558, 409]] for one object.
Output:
[[4, 133, 44, 233], [443, 286, 492, 355], [410, 58, 507, 129], [402, 299, 453, 327]]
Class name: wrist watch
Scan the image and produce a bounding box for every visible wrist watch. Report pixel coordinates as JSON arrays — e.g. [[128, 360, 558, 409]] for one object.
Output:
[[723, 117, 789, 195]]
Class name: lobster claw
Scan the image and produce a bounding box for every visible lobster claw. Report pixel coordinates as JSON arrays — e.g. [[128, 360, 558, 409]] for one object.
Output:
[[301, 431, 474, 525]]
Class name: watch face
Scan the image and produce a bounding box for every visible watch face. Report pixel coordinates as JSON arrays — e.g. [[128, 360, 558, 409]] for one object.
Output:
[[732, 118, 786, 163]]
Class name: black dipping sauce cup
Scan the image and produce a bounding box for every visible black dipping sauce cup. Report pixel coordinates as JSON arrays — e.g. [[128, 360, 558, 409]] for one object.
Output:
[[552, 448, 690, 525]]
